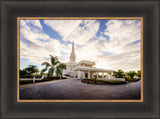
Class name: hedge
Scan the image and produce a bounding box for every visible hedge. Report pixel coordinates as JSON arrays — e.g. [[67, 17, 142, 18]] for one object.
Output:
[[81, 79, 126, 85], [20, 76, 67, 85], [125, 78, 140, 82], [20, 75, 42, 78]]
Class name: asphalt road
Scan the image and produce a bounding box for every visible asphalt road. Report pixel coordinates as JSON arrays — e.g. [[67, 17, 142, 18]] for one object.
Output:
[[20, 79, 141, 100]]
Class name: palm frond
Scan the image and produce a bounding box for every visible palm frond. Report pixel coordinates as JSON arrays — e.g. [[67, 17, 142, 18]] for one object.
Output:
[[42, 62, 51, 69], [42, 62, 51, 66], [58, 63, 66, 69], [49, 55, 59, 65], [55, 66, 62, 77], [48, 67, 54, 76], [49, 55, 55, 65], [55, 63, 66, 77], [41, 62, 51, 75], [41, 68, 47, 75], [54, 60, 60, 65]]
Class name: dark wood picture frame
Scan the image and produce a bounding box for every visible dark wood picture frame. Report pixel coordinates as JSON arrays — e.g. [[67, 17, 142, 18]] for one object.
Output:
[[1, 0, 159, 119]]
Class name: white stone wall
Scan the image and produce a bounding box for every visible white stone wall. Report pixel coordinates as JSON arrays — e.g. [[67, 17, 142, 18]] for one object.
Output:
[[63, 65, 72, 75]]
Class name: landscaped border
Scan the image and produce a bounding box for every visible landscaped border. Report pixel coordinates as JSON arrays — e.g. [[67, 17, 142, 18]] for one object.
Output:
[[17, 17, 143, 102]]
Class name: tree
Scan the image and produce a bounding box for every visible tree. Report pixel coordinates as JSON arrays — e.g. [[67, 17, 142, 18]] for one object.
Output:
[[35, 68, 39, 75], [24, 65, 39, 76], [136, 70, 141, 77], [126, 71, 136, 79], [41, 55, 60, 76], [20, 69, 28, 76], [55, 67, 61, 77], [113, 69, 125, 78], [56, 63, 66, 79]]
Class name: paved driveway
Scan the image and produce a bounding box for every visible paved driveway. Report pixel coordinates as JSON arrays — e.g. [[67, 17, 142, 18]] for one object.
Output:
[[20, 79, 141, 100]]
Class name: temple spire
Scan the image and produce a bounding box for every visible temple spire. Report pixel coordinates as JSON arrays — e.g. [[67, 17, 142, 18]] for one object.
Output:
[[72, 41, 75, 53], [70, 41, 76, 63]]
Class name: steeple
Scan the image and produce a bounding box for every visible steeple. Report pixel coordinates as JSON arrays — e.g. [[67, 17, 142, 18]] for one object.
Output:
[[72, 41, 75, 53], [70, 41, 76, 63]]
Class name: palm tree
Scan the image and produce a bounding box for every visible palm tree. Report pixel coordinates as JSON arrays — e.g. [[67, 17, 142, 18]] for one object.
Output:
[[35, 69, 39, 75], [55, 67, 61, 77], [136, 70, 141, 77], [56, 63, 66, 79], [41, 55, 60, 76], [113, 69, 125, 78], [24, 65, 39, 76], [20, 69, 28, 76], [126, 71, 136, 79]]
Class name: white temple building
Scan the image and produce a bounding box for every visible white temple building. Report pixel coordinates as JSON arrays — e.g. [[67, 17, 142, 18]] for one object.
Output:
[[63, 41, 114, 79]]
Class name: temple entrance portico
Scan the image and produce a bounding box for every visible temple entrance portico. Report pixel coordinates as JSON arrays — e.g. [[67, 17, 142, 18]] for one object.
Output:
[[73, 67, 114, 79]]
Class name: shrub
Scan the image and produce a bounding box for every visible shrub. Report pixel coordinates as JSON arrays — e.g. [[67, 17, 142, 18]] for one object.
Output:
[[64, 74, 71, 77], [20, 78, 52, 85], [43, 76, 67, 80], [136, 70, 141, 77], [113, 69, 125, 78], [126, 71, 136, 79], [20, 80, 33, 85], [20, 76, 67, 85], [81, 79, 126, 85], [20, 75, 42, 78], [105, 80, 126, 84], [125, 78, 140, 82]]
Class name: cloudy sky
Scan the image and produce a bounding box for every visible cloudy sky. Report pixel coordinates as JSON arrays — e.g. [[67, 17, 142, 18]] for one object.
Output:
[[20, 19, 141, 71]]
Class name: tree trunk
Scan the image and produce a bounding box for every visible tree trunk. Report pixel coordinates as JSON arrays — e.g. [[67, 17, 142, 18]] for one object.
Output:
[[52, 67, 54, 76], [61, 70, 63, 78]]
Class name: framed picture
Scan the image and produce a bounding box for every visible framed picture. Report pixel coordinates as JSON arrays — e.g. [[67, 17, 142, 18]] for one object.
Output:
[[17, 17, 143, 102], [1, 0, 159, 119]]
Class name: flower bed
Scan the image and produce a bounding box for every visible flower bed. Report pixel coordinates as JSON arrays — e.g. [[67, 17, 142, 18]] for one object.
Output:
[[81, 79, 126, 85]]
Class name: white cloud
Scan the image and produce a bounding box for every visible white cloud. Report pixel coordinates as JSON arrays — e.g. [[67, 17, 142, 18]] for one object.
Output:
[[44, 20, 82, 39], [20, 20, 70, 67], [94, 20, 141, 71], [20, 37, 70, 64], [96, 50, 140, 71], [20, 19, 141, 71], [103, 20, 141, 55], [20, 20, 49, 46], [75, 40, 105, 62], [44, 20, 100, 45]]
